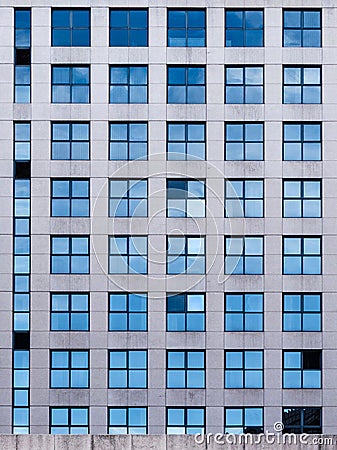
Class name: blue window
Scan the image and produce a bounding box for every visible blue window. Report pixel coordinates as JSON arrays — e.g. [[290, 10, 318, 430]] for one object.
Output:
[[225, 294, 263, 332], [225, 179, 264, 217], [283, 123, 321, 161], [283, 10, 321, 47], [51, 293, 89, 331], [225, 123, 263, 161], [167, 294, 205, 332], [109, 236, 147, 274], [283, 237, 321, 275], [108, 407, 147, 434], [50, 350, 89, 388], [226, 66, 263, 104], [14, 122, 31, 161], [110, 123, 147, 160], [51, 236, 89, 274], [15, 9, 31, 104], [167, 408, 205, 434], [110, 66, 147, 103], [52, 66, 90, 103], [283, 66, 321, 104], [52, 9, 90, 46], [109, 293, 147, 331], [50, 407, 89, 434], [167, 179, 205, 218], [109, 179, 147, 217], [225, 350, 263, 388], [167, 123, 205, 161], [15, 66, 30, 103], [283, 408, 321, 434], [225, 10, 263, 47], [283, 294, 321, 332], [283, 351, 321, 389], [167, 351, 205, 388], [13, 350, 29, 434], [225, 236, 264, 275], [283, 180, 321, 218], [225, 408, 263, 434], [167, 236, 205, 275], [51, 179, 89, 217], [110, 9, 148, 47], [109, 350, 147, 388], [15, 9, 31, 48], [52, 123, 90, 160], [168, 10, 206, 47], [167, 66, 206, 104]]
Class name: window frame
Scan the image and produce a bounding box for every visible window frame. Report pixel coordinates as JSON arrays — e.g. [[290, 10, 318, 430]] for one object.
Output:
[[167, 122, 206, 161], [51, 178, 90, 217], [166, 293, 206, 332], [167, 8, 206, 47], [109, 235, 148, 275], [167, 235, 206, 275], [50, 407, 89, 434], [51, 235, 90, 275], [166, 179, 206, 218], [109, 122, 148, 161], [225, 122, 264, 161], [51, 122, 90, 161], [51, 8, 91, 47], [283, 9, 321, 48], [282, 236, 322, 275], [109, 8, 148, 47], [225, 293, 264, 332], [225, 9, 264, 47], [51, 65, 90, 104], [225, 65, 264, 104], [166, 350, 206, 389], [283, 350, 322, 389], [166, 407, 205, 434], [167, 65, 206, 104], [109, 65, 148, 104], [225, 350, 264, 389], [50, 292, 90, 332], [225, 179, 264, 218], [108, 350, 148, 389], [282, 293, 322, 332], [50, 350, 89, 389], [109, 178, 148, 217], [283, 65, 322, 104], [282, 179, 322, 218], [283, 122, 322, 161], [225, 236, 264, 275], [108, 407, 148, 434], [108, 292, 148, 332]]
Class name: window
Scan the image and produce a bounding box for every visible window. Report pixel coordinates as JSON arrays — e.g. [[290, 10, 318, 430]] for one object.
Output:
[[15, 9, 31, 48], [283, 237, 321, 275], [225, 294, 263, 332], [15, 9, 31, 104], [167, 123, 205, 160], [167, 294, 205, 332], [15, 66, 30, 104], [167, 236, 205, 275], [225, 408, 263, 434], [108, 408, 147, 434], [110, 9, 148, 47], [109, 236, 147, 274], [282, 408, 322, 434], [283, 123, 321, 161], [225, 123, 263, 161], [52, 66, 90, 103], [109, 179, 147, 217], [167, 408, 205, 434], [225, 350, 263, 388], [168, 9, 206, 47], [225, 10, 263, 47], [51, 293, 89, 331], [51, 236, 89, 274], [167, 179, 205, 217], [283, 180, 321, 218], [109, 350, 147, 388], [167, 351, 205, 388], [283, 351, 321, 388], [109, 293, 147, 331], [52, 123, 90, 160], [109, 123, 147, 160], [52, 9, 90, 46], [283, 66, 321, 104], [110, 66, 147, 103], [167, 66, 206, 104], [225, 179, 264, 217], [283, 10, 321, 47], [13, 350, 29, 434], [283, 294, 321, 332], [225, 67, 263, 104], [225, 237, 264, 275], [51, 179, 89, 217], [50, 350, 89, 388], [50, 407, 89, 434]]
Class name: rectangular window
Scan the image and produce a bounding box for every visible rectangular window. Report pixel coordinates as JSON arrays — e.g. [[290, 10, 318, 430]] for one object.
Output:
[[283, 237, 321, 275], [225, 66, 263, 104], [225, 236, 264, 275], [167, 293, 205, 332], [15, 9, 31, 48], [52, 122, 90, 160], [50, 350, 89, 388], [109, 122, 147, 160], [225, 123, 263, 161], [283, 294, 321, 332], [283, 66, 321, 104], [110, 66, 147, 103], [109, 236, 147, 274], [50, 407, 89, 434], [282, 408, 322, 434], [52, 9, 90, 46], [283, 10, 321, 47], [110, 9, 148, 47], [168, 9, 206, 47], [108, 407, 147, 434], [51, 293, 89, 331], [109, 179, 147, 217], [225, 10, 263, 47], [52, 66, 90, 103], [167, 179, 205, 218], [225, 408, 263, 434], [283, 180, 321, 218], [51, 236, 89, 274], [225, 293, 263, 332], [225, 350, 263, 388], [167, 123, 205, 161], [167, 350, 205, 388], [283, 123, 321, 161], [109, 350, 147, 388], [167, 66, 206, 104], [109, 293, 147, 331], [283, 350, 321, 388], [225, 179, 264, 217], [51, 179, 89, 217], [167, 236, 205, 275], [167, 408, 205, 434], [13, 350, 29, 434], [15, 9, 31, 103]]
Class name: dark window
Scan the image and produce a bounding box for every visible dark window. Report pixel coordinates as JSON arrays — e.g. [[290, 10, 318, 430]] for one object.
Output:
[[283, 237, 321, 275], [50, 407, 89, 434], [108, 407, 147, 434], [225, 123, 263, 161], [283, 350, 321, 388], [51, 293, 89, 331], [109, 350, 147, 388], [109, 236, 147, 274], [52, 66, 90, 103], [167, 350, 205, 388], [168, 9, 206, 47], [225, 293, 263, 331], [167, 293, 205, 331], [283, 123, 321, 161], [51, 179, 89, 217], [282, 407, 322, 434], [51, 236, 89, 274], [110, 66, 147, 103], [109, 122, 147, 160], [225, 10, 263, 47], [225, 408, 263, 434], [167, 408, 205, 434], [110, 9, 148, 47], [167, 66, 206, 104], [283, 66, 321, 104], [283, 180, 321, 218], [225, 179, 264, 217], [283, 294, 321, 332], [52, 9, 90, 46], [109, 179, 147, 217], [167, 123, 205, 161], [167, 179, 205, 217], [225, 236, 264, 275], [226, 66, 263, 104], [225, 350, 263, 388], [283, 10, 321, 47], [109, 293, 147, 331], [50, 350, 89, 388], [167, 236, 205, 275]]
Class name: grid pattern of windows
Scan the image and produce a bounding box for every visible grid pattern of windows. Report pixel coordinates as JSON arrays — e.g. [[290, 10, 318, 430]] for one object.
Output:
[[51, 293, 89, 331], [225, 179, 264, 217], [109, 179, 147, 217], [167, 236, 205, 275], [52, 9, 90, 46], [283, 180, 321, 218], [109, 293, 147, 331], [109, 123, 147, 160], [283, 10, 321, 47], [167, 123, 205, 160], [108, 408, 147, 434], [283, 351, 321, 389], [225, 294, 263, 332], [282, 408, 322, 434], [167, 408, 205, 434], [51, 236, 89, 274], [225, 351, 263, 388], [167, 351, 205, 388], [225, 66, 263, 104], [225, 237, 264, 275], [283, 66, 321, 104], [283, 237, 321, 275], [225, 408, 263, 434], [283, 123, 321, 161], [110, 9, 148, 47], [225, 123, 263, 161], [167, 66, 206, 104], [168, 10, 206, 47], [52, 123, 90, 160], [52, 66, 90, 103], [283, 294, 321, 332], [109, 66, 147, 103], [51, 179, 90, 217], [167, 179, 205, 218], [50, 407, 89, 434], [50, 351, 89, 388], [109, 236, 147, 274], [109, 350, 147, 388], [167, 294, 205, 332], [225, 10, 263, 47]]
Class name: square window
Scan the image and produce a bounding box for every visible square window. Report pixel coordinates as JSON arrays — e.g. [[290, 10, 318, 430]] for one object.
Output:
[[109, 351, 147, 389], [108, 407, 147, 434], [283, 294, 321, 332], [168, 66, 206, 104], [110, 66, 147, 103], [109, 293, 147, 331], [167, 293, 205, 331], [282, 408, 322, 434], [226, 66, 263, 104], [167, 123, 205, 160], [283, 10, 321, 47], [167, 351, 205, 388], [110, 9, 148, 47], [52, 122, 90, 160], [283, 123, 321, 161], [225, 293, 263, 331], [50, 407, 89, 434], [225, 408, 263, 434], [109, 179, 147, 217], [225, 350, 263, 388], [51, 293, 89, 331], [283, 237, 321, 275], [51, 236, 89, 274], [109, 122, 147, 160], [52, 66, 90, 103], [283, 66, 321, 104], [283, 351, 321, 389], [109, 236, 147, 274], [50, 350, 89, 388], [283, 180, 321, 218], [51, 179, 90, 217], [225, 10, 263, 47], [167, 179, 205, 218], [52, 9, 90, 46], [168, 10, 206, 47], [167, 236, 205, 275], [225, 179, 264, 217], [225, 123, 263, 161], [225, 236, 264, 275], [167, 408, 205, 434]]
